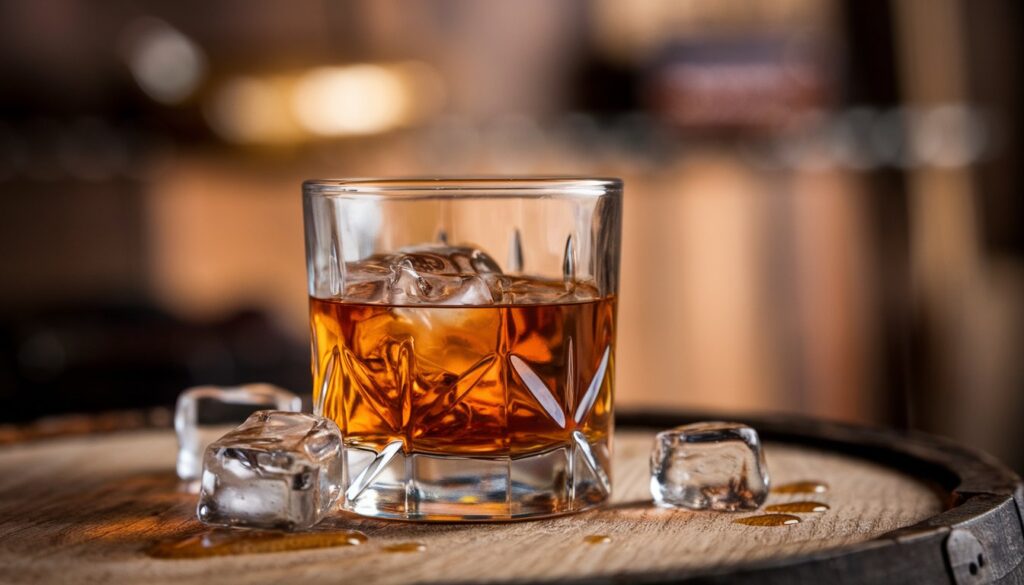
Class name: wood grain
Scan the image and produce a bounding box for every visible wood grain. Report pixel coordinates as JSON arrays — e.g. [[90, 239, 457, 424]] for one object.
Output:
[[0, 429, 944, 584]]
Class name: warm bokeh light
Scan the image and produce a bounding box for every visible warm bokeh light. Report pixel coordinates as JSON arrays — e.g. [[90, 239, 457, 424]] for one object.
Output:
[[292, 65, 408, 137], [204, 76, 302, 144], [203, 62, 445, 144]]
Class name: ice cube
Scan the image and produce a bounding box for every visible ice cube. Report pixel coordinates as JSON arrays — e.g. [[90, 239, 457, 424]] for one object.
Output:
[[175, 384, 302, 482], [491, 275, 601, 304], [197, 410, 344, 530], [393, 244, 503, 275], [649, 421, 769, 511], [339, 242, 605, 305], [343, 244, 502, 305]]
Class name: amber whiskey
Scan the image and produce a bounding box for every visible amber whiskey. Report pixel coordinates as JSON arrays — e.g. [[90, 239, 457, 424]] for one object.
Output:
[[309, 294, 616, 519]]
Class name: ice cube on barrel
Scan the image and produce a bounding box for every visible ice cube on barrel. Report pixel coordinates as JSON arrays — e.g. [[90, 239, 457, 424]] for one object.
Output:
[[175, 384, 302, 481], [197, 411, 344, 530], [649, 421, 769, 511]]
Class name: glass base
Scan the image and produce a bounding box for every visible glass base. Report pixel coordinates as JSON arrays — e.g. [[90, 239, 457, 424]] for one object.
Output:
[[341, 438, 611, 521]]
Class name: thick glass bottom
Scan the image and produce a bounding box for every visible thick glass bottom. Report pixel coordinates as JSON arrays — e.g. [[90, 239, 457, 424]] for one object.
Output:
[[341, 437, 612, 521]]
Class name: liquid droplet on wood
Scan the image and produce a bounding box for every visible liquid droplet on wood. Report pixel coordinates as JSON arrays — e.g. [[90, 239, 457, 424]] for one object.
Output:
[[383, 542, 426, 553], [583, 534, 611, 545], [771, 481, 828, 494], [764, 501, 830, 513], [147, 529, 367, 559], [733, 514, 801, 527]]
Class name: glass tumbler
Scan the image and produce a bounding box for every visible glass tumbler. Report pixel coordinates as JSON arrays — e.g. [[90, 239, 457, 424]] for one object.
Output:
[[303, 178, 622, 520]]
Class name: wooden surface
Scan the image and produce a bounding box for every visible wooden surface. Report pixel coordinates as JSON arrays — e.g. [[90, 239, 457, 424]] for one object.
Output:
[[0, 428, 947, 585]]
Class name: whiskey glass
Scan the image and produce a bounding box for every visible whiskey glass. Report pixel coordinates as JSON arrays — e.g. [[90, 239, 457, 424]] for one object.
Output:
[[303, 178, 622, 520]]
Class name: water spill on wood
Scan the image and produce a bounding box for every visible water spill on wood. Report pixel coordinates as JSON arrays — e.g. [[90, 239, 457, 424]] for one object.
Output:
[[771, 481, 829, 494], [764, 501, 830, 513], [733, 514, 801, 527], [147, 529, 367, 558]]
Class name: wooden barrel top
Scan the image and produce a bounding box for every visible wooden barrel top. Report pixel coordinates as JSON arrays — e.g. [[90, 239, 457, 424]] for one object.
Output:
[[0, 411, 1021, 584]]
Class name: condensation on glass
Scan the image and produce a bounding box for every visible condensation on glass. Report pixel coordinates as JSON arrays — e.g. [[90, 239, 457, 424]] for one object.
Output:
[[303, 178, 622, 520]]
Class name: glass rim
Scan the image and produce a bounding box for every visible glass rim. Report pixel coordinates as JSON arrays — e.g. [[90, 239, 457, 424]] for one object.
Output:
[[303, 177, 622, 200]]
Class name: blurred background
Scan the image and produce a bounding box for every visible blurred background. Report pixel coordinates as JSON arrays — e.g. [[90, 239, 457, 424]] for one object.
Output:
[[0, 0, 1021, 470]]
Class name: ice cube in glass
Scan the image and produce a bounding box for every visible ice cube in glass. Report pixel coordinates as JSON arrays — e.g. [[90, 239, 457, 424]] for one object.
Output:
[[342, 244, 501, 305]]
